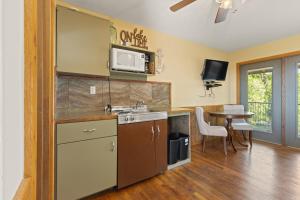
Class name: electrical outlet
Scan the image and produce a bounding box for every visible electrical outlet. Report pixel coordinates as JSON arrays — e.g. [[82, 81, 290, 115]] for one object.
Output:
[[90, 86, 96, 95]]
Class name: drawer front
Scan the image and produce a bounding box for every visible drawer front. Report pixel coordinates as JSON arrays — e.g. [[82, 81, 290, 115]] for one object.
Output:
[[57, 136, 117, 200], [57, 119, 117, 144]]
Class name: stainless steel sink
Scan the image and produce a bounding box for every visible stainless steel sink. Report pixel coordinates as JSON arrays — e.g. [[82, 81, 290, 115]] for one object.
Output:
[[118, 111, 167, 124], [112, 106, 167, 124]]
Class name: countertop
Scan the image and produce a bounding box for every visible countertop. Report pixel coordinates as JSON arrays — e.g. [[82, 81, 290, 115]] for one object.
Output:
[[56, 109, 118, 124], [55, 107, 193, 124], [152, 107, 194, 115]]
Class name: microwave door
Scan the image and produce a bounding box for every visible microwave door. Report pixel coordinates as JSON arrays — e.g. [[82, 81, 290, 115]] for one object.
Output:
[[116, 52, 136, 71]]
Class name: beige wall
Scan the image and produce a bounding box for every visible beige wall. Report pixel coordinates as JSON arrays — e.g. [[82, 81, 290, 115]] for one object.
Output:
[[112, 19, 230, 107], [112, 19, 300, 106], [58, 1, 300, 107], [2, 0, 24, 199], [228, 34, 300, 103]]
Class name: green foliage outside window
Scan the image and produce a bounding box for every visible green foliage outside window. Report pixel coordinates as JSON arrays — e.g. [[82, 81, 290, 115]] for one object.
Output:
[[247, 68, 300, 136], [247, 71, 272, 132]]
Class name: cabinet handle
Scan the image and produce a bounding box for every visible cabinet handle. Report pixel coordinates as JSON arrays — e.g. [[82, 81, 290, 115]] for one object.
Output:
[[151, 126, 155, 142], [157, 125, 160, 137], [111, 141, 115, 152], [82, 128, 96, 133]]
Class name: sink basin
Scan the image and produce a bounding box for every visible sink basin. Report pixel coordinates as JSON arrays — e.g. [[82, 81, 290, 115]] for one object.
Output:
[[131, 109, 149, 113], [118, 111, 168, 124], [131, 106, 149, 113], [112, 105, 167, 124], [112, 106, 148, 113]]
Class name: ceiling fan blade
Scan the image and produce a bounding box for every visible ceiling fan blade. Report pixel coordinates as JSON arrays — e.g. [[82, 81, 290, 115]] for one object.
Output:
[[170, 0, 197, 12], [215, 7, 229, 23]]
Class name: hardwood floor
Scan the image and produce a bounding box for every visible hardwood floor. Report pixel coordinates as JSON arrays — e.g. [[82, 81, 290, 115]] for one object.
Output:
[[87, 141, 300, 200]]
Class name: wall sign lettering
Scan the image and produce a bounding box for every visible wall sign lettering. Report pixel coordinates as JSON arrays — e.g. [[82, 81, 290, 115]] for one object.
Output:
[[120, 28, 148, 50]]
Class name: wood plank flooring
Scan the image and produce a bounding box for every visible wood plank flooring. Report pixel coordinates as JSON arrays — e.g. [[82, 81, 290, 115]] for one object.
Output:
[[87, 141, 300, 200]]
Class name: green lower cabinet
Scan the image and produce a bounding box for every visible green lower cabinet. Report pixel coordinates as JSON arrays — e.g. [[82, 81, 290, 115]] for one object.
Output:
[[56, 136, 117, 200]]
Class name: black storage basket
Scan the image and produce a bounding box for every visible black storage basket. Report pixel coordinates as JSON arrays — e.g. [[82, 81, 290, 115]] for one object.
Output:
[[168, 133, 180, 164], [178, 133, 189, 161]]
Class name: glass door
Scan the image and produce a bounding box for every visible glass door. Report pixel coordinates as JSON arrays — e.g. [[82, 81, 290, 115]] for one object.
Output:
[[247, 68, 273, 133], [240, 59, 282, 144], [285, 55, 300, 148]]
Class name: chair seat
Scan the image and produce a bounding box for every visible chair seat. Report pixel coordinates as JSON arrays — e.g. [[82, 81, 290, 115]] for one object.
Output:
[[204, 126, 228, 137], [232, 122, 253, 131]]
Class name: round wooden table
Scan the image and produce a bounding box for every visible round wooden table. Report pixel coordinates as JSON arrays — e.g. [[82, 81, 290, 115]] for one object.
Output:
[[209, 111, 254, 152]]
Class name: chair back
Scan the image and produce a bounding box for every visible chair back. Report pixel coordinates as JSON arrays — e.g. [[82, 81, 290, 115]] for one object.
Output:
[[195, 107, 210, 135], [224, 104, 245, 113], [224, 104, 246, 123]]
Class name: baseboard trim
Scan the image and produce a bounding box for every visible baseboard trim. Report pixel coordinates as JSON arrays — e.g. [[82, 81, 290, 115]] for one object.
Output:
[[253, 139, 300, 151], [252, 138, 281, 146]]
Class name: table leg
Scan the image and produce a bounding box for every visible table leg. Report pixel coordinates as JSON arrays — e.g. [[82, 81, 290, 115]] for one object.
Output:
[[226, 118, 237, 152], [236, 131, 249, 147], [242, 131, 247, 141]]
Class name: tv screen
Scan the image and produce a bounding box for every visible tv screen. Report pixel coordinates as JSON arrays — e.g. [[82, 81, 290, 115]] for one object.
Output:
[[202, 59, 229, 81]]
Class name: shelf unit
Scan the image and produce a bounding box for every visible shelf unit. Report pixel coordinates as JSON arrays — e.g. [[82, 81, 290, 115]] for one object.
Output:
[[167, 112, 191, 170], [110, 44, 156, 76]]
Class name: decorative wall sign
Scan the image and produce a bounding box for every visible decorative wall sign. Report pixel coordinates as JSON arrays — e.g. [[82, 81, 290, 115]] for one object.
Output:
[[155, 49, 165, 74], [120, 28, 148, 50]]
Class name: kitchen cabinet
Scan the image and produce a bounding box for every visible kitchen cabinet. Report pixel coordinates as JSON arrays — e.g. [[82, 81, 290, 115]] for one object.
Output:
[[56, 6, 110, 76], [118, 120, 167, 189], [154, 120, 168, 173], [56, 119, 117, 200]]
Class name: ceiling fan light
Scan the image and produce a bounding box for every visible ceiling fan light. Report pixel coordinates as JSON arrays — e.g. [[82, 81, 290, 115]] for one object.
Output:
[[220, 0, 233, 9]]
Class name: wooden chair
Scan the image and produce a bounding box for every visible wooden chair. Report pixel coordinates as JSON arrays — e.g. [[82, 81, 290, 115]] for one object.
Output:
[[196, 107, 228, 155]]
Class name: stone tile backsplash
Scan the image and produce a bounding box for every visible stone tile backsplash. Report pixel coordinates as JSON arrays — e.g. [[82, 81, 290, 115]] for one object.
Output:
[[56, 75, 171, 111], [109, 80, 131, 106], [68, 77, 103, 108], [129, 82, 153, 106]]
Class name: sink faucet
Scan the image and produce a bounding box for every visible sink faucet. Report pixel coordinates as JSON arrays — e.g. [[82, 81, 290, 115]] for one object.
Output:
[[135, 100, 145, 109]]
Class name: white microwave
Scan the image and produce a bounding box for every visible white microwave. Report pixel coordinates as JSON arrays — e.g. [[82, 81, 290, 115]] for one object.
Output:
[[110, 48, 146, 72]]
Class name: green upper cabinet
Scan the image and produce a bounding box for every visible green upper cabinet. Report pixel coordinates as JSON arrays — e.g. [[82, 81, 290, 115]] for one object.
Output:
[[56, 6, 110, 76]]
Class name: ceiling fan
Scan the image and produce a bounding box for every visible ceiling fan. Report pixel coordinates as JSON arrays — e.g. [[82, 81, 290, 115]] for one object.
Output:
[[170, 0, 248, 23]]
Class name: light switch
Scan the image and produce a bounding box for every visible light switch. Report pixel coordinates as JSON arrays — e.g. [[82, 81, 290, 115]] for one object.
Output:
[[90, 86, 96, 95]]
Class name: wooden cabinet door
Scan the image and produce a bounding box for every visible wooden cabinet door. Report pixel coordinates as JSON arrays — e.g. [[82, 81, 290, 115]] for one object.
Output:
[[154, 120, 168, 173], [57, 136, 117, 200], [56, 6, 110, 76], [118, 121, 156, 188]]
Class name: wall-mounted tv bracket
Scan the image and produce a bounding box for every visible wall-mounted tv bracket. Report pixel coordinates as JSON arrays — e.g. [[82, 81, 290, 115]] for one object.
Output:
[[203, 80, 222, 90]]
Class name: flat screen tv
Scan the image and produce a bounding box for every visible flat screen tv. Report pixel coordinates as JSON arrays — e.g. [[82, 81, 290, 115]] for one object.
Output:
[[202, 59, 229, 81]]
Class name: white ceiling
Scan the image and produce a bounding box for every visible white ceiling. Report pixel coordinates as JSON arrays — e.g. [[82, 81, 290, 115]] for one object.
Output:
[[64, 0, 300, 52]]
